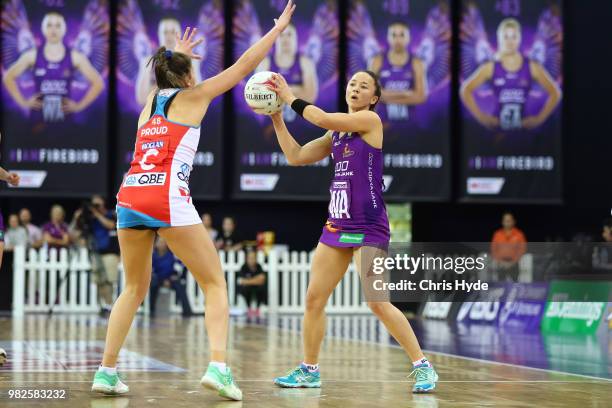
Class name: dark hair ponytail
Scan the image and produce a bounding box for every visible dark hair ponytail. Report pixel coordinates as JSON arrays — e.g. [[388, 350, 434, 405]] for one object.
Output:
[[147, 46, 192, 89], [355, 70, 382, 110]]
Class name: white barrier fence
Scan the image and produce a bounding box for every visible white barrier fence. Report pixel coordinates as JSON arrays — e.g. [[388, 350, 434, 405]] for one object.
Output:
[[12, 246, 370, 317]]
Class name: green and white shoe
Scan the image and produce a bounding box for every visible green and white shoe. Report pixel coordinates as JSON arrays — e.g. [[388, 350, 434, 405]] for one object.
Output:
[[91, 369, 129, 395], [200, 365, 243, 401]]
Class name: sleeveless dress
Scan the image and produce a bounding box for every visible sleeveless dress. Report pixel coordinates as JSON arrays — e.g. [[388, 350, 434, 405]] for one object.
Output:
[[319, 131, 390, 249], [116, 89, 201, 229], [491, 58, 532, 131], [33, 45, 73, 123], [378, 53, 415, 123]]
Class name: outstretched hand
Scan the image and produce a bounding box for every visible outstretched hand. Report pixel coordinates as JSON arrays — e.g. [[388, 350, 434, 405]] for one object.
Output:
[[274, 0, 296, 33], [174, 27, 204, 60]]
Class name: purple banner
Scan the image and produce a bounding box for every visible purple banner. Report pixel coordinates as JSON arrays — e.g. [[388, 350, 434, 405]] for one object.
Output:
[[497, 283, 548, 331], [347, 0, 451, 200], [456, 282, 548, 331], [115, 0, 224, 199], [459, 0, 563, 202], [1, 0, 109, 195], [231, 0, 338, 199]]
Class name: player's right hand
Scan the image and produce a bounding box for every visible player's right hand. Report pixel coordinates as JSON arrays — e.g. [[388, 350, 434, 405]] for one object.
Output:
[[274, 0, 296, 33], [23, 95, 42, 110]]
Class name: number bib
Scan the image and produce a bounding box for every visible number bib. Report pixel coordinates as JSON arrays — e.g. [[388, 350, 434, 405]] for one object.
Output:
[[328, 180, 352, 220], [499, 103, 522, 130]]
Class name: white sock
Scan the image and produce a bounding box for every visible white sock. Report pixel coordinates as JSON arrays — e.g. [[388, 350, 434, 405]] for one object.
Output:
[[209, 361, 227, 374], [412, 357, 431, 368], [99, 365, 117, 375], [302, 362, 319, 372]]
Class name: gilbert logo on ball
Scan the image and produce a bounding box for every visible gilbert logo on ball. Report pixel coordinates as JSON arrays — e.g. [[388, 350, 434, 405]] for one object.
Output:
[[244, 71, 283, 115]]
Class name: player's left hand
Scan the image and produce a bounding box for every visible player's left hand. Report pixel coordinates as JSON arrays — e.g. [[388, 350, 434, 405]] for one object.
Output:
[[522, 116, 542, 130], [174, 27, 204, 60], [7, 172, 20, 187], [268, 73, 295, 104]]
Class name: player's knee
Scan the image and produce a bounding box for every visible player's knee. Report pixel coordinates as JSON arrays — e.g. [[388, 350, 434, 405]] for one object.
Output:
[[367, 301, 390, 316], [124, 283, 149, 301], [305, 290, 327, 312]]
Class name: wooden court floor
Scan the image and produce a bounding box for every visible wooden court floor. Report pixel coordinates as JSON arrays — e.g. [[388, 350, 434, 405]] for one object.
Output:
[[0, 315, 610, 407]]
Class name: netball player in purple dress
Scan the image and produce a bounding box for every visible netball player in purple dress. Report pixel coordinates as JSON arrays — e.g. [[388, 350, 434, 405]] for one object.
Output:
[[267, 71, 438, 393], [3, 12, 104, 123], [460, 18, 561, 130], [369, 22, 427, 126]]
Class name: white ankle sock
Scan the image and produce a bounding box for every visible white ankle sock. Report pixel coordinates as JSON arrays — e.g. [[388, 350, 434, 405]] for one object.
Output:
[[209, 361, 227, 374], [99, 365, 117, 375], [412, 357, 431, 368], [302, 362, 319, 372]]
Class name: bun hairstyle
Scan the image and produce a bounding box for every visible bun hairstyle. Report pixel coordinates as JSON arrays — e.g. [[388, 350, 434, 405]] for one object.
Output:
[[356, 70, 382, 110], [148, 46, 192, 89]]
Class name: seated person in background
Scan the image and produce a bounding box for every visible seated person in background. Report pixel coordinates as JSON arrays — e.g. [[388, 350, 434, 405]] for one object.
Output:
[[42, 205, 70, 250], [215, 216, 244, 251], [150, 237, 193, 317], [5, 214, 28, 251], [201, 212, 218, 242], [237, 250, 267, 317], [491, 212, 527, 282], [19, 208, 43, 249]]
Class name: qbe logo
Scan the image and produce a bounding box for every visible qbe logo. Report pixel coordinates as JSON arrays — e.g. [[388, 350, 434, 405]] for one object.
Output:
[[123, 172, 167, 187]]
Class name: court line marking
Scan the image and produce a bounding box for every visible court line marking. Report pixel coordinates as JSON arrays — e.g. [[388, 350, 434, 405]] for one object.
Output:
[[243, 319, 612, 383]]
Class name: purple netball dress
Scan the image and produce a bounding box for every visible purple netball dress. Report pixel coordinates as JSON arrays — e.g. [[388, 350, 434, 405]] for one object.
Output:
[[491, 58, 532, 131], [0, 212, 4, 242], [319, 132, 390, 249], [378, 54, 414, 124], [33, 46, 74, 123], [270, 54, 303, 123]]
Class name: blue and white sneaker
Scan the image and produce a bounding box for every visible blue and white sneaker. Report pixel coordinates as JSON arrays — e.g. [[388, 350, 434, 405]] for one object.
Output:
[[410, 364, 438, 393], [274, 364, 321, 388]]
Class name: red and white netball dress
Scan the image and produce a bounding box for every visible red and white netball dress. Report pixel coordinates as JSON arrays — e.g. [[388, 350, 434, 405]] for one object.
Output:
[[116, 88, 201, 229]]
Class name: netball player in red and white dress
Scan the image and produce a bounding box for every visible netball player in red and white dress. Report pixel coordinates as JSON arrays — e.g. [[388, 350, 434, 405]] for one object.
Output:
[[92, 2, 296, 400]]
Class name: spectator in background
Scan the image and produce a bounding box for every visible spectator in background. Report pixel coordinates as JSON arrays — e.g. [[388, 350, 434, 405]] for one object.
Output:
[[72, 195, 120, 315], [19, 208, 43, 249], [5, 214, 28, 251], [491, 212, 527, 282], [42, 205, 70, 250], [201, 213, 218, 242], [215, 216, 244, 251], [150, 237, 193, 317], [237, 250, 267, 317]]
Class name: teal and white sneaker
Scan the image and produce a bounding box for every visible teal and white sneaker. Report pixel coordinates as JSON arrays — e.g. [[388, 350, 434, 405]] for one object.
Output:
[[200, 365, 243, 401], [91, 370, 129, 395], [274, 364, 321, 388], [410, 364, 438, 393]]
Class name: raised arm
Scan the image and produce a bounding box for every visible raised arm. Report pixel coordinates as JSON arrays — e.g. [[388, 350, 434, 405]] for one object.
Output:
[[187, 1, 296, 102], [269, 73, 381, 134], [270, 113, 332, 166]]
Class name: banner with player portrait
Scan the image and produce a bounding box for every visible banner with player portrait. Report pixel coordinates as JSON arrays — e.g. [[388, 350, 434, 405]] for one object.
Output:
[[232, 0, 338, 199], [347, 0, 452, 201], [459, 0, 563, 202], [1, 0, 109, 196], [115, 0, 224, 199]]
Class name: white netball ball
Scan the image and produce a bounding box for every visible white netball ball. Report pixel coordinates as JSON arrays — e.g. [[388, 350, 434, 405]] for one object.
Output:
[[244, 71, 284, 115]]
